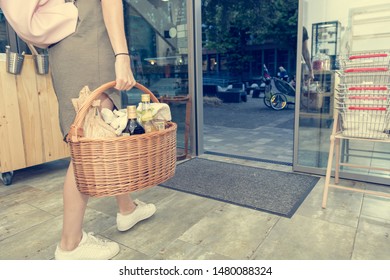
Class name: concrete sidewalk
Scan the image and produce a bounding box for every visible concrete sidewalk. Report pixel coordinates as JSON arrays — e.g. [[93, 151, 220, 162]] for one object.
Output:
[[203, 95, 294, 164]]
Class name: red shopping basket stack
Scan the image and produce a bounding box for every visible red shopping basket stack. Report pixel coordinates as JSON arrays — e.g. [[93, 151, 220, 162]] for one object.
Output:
[[336, 50, 390, 139]]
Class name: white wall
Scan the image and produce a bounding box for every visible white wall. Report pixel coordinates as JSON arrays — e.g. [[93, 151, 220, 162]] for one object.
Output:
[[304, 0, 390, 53]]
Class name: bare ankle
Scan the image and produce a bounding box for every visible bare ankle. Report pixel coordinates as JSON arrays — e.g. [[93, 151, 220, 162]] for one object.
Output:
[[119, 202, 137, 215], [60, 233, 83, 251]]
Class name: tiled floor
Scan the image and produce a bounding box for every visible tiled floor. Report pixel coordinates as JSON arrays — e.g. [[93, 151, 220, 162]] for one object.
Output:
[[1, 153, 390, 260]]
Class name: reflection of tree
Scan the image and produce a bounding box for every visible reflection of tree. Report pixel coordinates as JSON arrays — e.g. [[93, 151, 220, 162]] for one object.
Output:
[[124, 0, 177, 52], [202, 0, 298, 76], [0, 15, 8, 54]]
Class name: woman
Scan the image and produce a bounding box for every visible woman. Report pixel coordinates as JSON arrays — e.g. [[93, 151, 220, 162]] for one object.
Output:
[[2, 0, 156, 260], [302, 26, 314, 81], [53, 0, 157, 261]]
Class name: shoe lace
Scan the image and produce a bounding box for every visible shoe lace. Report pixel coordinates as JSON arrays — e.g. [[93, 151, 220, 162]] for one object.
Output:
[[86, 232, 109, 247], [134, 199, 145, 206]]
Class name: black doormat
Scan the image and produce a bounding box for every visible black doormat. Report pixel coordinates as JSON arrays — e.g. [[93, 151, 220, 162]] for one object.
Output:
[[160, 158, 320, 218]]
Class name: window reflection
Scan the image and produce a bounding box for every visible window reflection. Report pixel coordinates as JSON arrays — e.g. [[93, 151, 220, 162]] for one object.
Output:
[[297, 0, 390, 180], [0, 10, 8, 52], [123, 0, 190, 155]]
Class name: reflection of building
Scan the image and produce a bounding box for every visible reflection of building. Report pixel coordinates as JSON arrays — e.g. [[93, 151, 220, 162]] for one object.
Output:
[[142, 55, 188, 91], [203, 44, 296, 84], [121, 0, 188, 93]]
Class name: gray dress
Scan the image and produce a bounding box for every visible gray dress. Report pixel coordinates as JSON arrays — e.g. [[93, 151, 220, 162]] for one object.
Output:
[[48, 0, 121, 136]]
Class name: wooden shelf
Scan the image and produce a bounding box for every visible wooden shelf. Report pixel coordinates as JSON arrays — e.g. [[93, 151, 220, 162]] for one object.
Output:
[[0, 55, 69, 178], [300, 71, 339, 121]]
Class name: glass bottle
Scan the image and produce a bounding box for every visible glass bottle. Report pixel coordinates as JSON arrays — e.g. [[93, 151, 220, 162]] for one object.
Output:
[[312, 50, 330, 71], [140, 94, 156, 133], [122, 105, 145, 136]]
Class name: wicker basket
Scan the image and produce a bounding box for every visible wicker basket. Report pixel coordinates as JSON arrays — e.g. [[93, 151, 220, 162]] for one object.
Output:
[[67, 81, 177, 197]]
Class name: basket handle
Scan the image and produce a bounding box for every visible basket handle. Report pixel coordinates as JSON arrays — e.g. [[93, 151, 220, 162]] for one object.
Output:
[[67, 81, 159, 142]]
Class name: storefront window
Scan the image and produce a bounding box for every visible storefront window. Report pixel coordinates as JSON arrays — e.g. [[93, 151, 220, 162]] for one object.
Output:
[[251, 50, 262, 77], [295, 0, 390, 182], [219, 55, 228, 71], [263, 49, 276, 76], [122, 0, 191, 155], [202, 55, 208, 71], [277, 49, 289, 76], [0, 10, 8, 52], [209, 56, 218, 72]]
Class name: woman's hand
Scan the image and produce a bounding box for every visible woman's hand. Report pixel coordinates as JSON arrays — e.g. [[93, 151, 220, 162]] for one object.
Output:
[[114, 54, 136, 91], [101, 0, 135, 91]]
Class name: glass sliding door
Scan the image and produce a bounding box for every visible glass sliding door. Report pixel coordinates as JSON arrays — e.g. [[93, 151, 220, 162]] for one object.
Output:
[[294, 0, 390, 184], [122, 0, 193, 157], [200, 0, 298, 164]]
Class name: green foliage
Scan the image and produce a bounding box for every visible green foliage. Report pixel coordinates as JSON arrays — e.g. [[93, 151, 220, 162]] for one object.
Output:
[[202, 0, 298, 75]]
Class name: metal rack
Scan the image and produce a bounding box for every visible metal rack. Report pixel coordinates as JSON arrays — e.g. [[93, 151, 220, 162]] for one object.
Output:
[[322, 50, 390, 208]]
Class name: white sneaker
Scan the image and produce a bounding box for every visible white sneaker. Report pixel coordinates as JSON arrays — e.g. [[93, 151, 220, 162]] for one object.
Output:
[[54, 231, 120, 260], [116, 199, 156, 231]]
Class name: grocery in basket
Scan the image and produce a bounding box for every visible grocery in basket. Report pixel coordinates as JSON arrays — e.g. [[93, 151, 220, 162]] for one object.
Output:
[[67, 82, 177, 197]]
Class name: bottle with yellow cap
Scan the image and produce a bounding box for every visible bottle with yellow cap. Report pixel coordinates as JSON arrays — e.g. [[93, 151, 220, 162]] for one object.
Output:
[[140, 94, 156, 133]]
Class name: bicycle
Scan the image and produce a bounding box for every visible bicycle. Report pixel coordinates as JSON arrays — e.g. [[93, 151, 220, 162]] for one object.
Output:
[[263, 77, 295, 110]]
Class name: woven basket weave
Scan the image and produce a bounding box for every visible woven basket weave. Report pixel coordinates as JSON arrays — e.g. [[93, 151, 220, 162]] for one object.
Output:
[[67, 81, 177, 197]]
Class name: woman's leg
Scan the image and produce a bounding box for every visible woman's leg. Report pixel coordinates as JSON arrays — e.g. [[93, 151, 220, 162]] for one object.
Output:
[[60, 157, 137, 250], [56, 162, 119, 259], [59, 162, 89, 250], [99, 93, 137, 215], [59, 93, 131, 250], [99, 94, 156, 229], [115, 195, 136, 214], [60, 93, 154, 238]]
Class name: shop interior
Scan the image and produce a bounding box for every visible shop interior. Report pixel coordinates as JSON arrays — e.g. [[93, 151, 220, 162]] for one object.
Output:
[[295, 0, 390, 186]]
